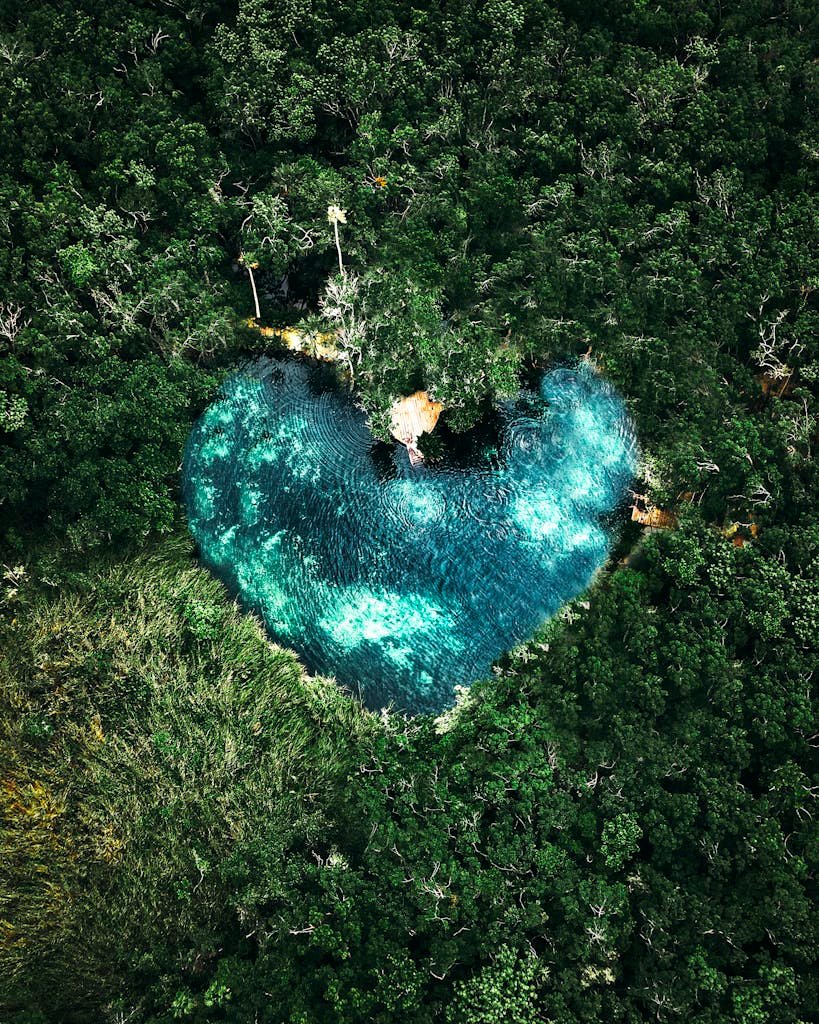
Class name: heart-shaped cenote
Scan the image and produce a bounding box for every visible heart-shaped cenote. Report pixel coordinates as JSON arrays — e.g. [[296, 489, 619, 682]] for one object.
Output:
[[182, 358, 636, 715]]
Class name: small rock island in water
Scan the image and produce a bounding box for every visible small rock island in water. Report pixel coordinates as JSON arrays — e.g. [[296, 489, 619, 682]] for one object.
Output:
[[183, 358, 635, 714]]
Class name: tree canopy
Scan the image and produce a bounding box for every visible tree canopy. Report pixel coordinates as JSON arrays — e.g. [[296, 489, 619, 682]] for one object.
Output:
[[0, 0, 817, 1021]]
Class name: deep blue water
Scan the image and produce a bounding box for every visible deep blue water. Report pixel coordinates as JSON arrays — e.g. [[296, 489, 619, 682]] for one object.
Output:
[[182, 358, 636, 714]]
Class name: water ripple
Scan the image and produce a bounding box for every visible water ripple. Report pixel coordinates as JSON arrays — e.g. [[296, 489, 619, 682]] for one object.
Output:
[[182, 358, 636, 714]]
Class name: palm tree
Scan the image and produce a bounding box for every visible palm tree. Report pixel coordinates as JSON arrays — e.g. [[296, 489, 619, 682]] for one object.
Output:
[[238, 253, 261, 320], [327, 205, 347, 276]]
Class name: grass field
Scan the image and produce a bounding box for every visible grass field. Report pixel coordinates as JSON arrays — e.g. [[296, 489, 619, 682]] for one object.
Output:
[[0, 534, 377, 1014]]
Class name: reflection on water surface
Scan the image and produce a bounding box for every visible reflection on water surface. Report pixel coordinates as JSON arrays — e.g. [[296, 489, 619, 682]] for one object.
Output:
[[183, 359, 636, 714]]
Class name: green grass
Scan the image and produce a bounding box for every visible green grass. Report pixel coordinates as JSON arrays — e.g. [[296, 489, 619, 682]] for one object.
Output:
[[0, 534, 376, 1015]]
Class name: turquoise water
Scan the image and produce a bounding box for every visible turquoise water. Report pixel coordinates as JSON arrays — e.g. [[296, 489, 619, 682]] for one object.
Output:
[[182, 359, 636, 714]]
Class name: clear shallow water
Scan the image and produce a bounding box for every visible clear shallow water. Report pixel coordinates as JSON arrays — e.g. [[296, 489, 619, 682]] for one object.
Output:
[[183, 358, 636, 715]]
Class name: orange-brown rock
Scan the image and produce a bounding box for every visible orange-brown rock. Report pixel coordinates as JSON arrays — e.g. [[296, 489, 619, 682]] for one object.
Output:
[[389, 391, 443, 446]]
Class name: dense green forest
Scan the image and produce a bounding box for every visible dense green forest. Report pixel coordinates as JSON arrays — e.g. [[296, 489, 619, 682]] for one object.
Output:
[[1, 0, 817, 1021]]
